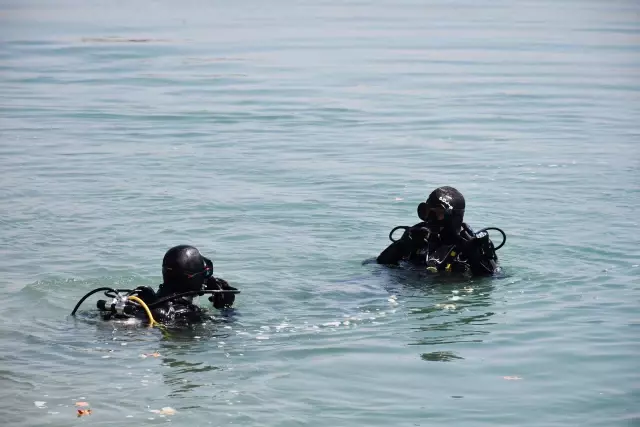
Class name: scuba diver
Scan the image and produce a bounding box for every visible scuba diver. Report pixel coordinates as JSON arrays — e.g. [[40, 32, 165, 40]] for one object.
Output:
[[71, 245, 239, 325], [377, 186, 505, 276]]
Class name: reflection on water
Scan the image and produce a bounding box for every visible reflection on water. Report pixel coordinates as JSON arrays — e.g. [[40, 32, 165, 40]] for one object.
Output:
[[154, 320, 238, 401], [377, 266, 497, 361]]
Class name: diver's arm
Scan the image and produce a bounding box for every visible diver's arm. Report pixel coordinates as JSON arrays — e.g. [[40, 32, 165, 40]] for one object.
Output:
[[206, 276, 237, 309], [376, 224, 426, 265], [377, 222, 431, 265], [376, 240, 410, 265]]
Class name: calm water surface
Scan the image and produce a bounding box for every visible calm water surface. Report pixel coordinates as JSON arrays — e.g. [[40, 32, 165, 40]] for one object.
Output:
[[1, 0, 639, 426]]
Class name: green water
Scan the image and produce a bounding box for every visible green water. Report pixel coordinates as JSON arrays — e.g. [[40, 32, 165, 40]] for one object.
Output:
[[1, 0, 639, 425]]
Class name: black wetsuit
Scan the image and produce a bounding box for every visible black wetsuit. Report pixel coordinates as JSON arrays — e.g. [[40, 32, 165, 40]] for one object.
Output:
[[377, 222, 499, 276], [126, 276, 237, 324]]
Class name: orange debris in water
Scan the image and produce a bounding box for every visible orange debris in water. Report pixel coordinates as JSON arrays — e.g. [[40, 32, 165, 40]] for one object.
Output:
[[77, 409, 92, 417], [150, 407, 177, 415], [141, 352, 161, 358]]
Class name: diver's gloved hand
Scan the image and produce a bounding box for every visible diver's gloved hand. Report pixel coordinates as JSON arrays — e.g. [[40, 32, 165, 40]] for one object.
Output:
[[205, 277, 237, 309], [404, 226, 431, 246]]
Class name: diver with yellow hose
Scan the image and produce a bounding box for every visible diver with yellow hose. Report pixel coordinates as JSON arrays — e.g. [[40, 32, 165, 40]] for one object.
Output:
[[71, 245, 239, 325]]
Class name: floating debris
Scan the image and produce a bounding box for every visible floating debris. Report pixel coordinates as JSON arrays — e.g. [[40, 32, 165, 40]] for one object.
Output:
[[140, 352, 161, 358], [150, 407, 176, 416], [77, 409, 92, 417], [503, 376, 523, 380]]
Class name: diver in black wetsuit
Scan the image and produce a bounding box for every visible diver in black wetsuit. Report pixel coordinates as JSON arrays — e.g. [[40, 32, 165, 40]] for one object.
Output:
[[130, 245, 238, 324], [377, 186, 503, 276], [77, 245, 239, 325]]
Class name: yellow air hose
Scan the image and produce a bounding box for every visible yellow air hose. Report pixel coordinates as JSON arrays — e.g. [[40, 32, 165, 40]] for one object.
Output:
[[127, 295, 159, 326]]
